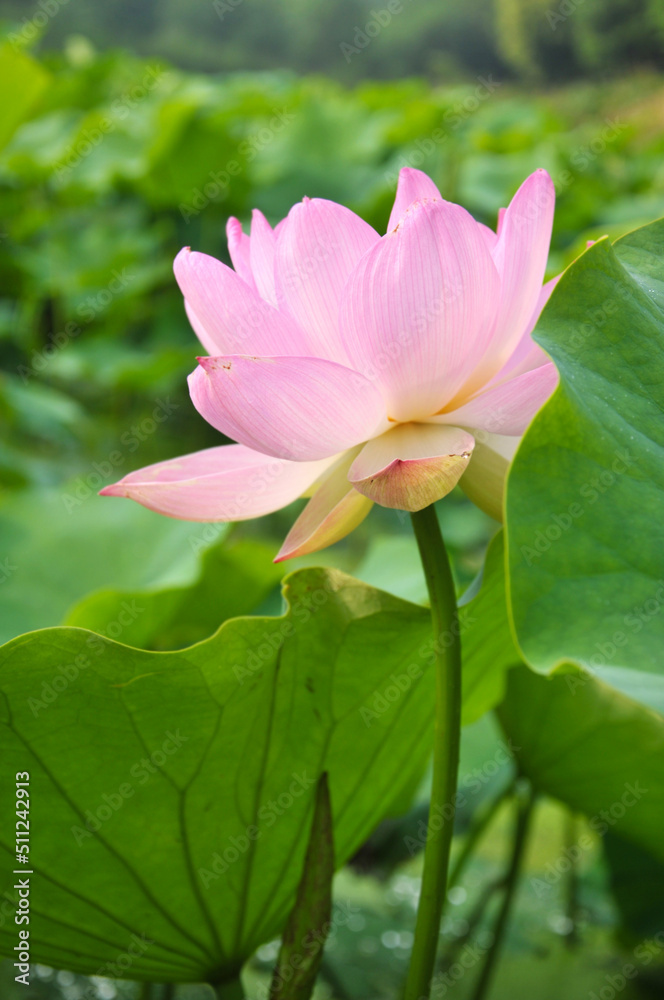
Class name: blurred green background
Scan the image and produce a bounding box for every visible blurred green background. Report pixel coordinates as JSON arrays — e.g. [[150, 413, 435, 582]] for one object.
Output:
[[1, 0, 664, 997]]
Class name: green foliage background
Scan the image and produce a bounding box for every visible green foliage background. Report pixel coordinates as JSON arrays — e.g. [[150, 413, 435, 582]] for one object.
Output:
[[2, 43, 664, 493], [1, 5, 664, 997], [2, 0, 664, 80]]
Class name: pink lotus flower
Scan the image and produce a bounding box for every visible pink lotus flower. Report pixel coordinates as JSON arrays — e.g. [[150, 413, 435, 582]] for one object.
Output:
[[101, 168, 558, 560]]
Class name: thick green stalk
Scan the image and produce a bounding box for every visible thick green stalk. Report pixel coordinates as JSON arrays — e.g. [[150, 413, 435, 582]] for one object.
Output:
[[404, 505, 463, 1000]]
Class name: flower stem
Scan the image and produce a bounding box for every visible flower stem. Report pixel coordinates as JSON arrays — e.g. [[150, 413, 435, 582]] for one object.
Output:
[[564, 810, 580, 949], [469, 781, 535, 1000], [447, 777, 516, 892], [439, 875, 506, 974], [404, 505, 463, 1000]]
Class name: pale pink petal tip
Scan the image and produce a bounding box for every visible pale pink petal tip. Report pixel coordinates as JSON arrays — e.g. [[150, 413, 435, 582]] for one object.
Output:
[[388, 168, 443, 231], [97, 445, 334, 522], [174, 246, 311, 356], [226, 217, 243, 239], [275, 451, 373, 561]]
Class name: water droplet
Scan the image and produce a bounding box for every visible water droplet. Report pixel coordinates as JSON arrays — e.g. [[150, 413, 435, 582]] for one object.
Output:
[[549, 913, 575, 936], [381, 929, 401, 949]]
